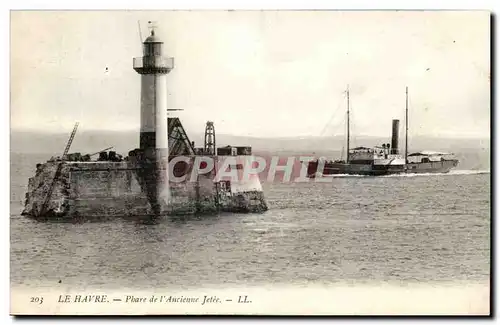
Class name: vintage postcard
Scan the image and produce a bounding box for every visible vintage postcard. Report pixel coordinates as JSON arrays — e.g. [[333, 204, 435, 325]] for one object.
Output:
[[10, 10, 490, 315]]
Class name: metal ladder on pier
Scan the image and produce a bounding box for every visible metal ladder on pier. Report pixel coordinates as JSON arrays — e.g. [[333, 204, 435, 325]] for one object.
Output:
[[39, 122, 79, 216], [62, 122, 79, 160]]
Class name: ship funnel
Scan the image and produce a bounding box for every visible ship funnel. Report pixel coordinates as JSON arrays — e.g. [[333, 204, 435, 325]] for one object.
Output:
[[391, 119, 400, 154]]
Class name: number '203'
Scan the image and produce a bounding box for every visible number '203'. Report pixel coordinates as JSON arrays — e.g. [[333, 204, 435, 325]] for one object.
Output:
[[30, 297, 43, 304]]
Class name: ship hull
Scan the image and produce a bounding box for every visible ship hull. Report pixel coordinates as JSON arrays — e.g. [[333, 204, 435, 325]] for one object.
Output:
[[405, 159, 459, 174], [307, 161, 405, 177], [307, 159, 459, 177]]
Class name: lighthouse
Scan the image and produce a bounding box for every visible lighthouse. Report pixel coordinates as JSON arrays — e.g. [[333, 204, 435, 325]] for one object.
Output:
[[133, 23, 174, 211]]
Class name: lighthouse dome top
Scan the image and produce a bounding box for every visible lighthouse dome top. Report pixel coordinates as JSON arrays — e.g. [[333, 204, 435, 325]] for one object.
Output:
[[144, 29, 163, 43]]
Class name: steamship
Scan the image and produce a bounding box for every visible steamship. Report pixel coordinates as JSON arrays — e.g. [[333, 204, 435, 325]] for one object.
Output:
[[307, 86, 459, 177]]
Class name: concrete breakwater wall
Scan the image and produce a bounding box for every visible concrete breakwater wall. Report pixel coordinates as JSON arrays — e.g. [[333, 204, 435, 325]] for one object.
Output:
[[22, 158, 267, 220]]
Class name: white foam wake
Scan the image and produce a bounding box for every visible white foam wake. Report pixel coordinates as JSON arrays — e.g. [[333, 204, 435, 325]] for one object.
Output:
[[383, 169, 490, 178], [448, 169, 490, 175], [321, 174, 367, 178], [315, 170, 490, 179]]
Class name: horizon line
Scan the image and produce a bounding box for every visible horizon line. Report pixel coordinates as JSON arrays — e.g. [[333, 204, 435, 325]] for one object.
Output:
[[9, 127, 491, 140]]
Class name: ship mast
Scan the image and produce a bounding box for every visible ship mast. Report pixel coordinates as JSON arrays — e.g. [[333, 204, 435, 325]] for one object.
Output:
[[405, 86, 409, 164], [346, 85, 350, 163]]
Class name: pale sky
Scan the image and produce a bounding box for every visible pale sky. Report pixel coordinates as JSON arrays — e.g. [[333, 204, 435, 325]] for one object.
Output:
[[11, 10, 490, 138]]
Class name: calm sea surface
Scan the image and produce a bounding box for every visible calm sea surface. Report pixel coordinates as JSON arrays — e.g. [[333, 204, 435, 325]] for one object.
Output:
[[10, 153, 490, 290]]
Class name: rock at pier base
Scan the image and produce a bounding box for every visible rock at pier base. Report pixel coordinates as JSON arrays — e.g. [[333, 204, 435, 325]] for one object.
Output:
[[22, 161, 268, 221]]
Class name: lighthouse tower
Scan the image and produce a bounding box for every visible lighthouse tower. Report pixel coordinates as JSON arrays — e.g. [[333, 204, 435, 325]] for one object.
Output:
[[133, 24, 174, 211]]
